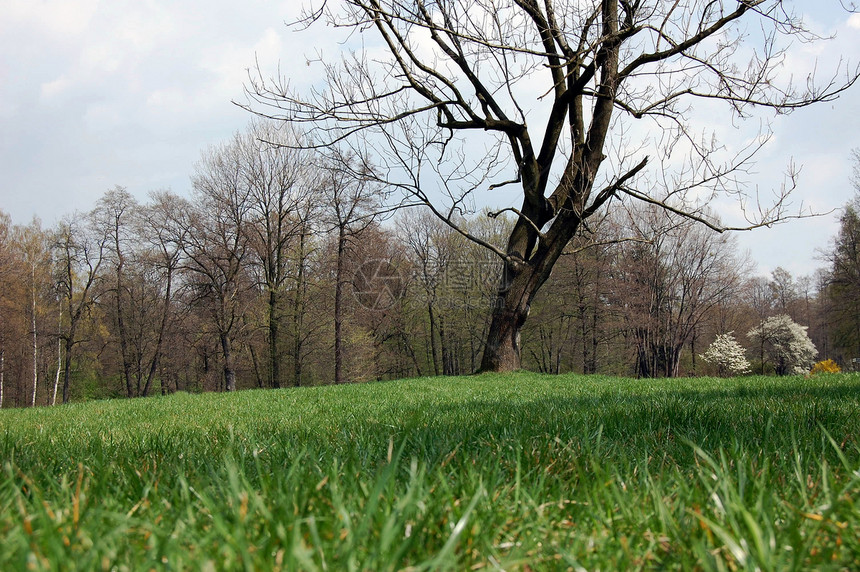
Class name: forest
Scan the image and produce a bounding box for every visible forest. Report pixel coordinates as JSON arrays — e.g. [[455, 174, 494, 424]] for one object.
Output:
[[1, 120, 858, 407]]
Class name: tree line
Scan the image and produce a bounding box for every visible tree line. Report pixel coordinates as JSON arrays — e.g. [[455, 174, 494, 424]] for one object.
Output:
[[1, 122, 858, 407]]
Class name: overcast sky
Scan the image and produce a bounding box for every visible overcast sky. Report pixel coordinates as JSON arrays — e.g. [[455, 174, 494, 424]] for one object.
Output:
[[1, 1, 859, 279]]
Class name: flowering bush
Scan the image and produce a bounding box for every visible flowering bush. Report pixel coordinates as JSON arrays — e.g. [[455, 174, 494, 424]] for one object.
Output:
[[811, 359, 841, 374], [700, 332, 750, 376], [747, 315, 817, 376]]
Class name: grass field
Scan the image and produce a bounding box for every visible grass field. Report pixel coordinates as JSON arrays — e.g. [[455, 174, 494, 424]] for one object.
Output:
[[1, 372, 859, 570]]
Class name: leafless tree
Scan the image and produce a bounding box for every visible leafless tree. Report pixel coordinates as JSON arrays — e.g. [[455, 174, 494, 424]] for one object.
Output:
[[397, 209, 455, 375], [180, 139, 256, 392], [613, 204, 750, 377], [240, 121, 316, 389], [321, 149, 382, 384], [0, 211, 14, 408], [92, 187, 140, 397], [54, 215, 107, 404], [13, 218, 52, 406], [244, 0, 859, 371], [137, 191, 187, 396]]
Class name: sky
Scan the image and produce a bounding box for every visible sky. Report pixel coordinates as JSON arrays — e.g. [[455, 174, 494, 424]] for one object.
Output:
[[1, 0, 859, 279]]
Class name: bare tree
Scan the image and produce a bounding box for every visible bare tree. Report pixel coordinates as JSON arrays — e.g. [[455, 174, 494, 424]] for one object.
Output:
[[241, 121, 315, 389], [397, 209, 455, 376], [245, 0, 858, 371], [321, 150, 381, 384], [14, 218, 51, 406], [613, 204, 749, 377], [769, 267, 798, 318], [137, 191, 186, 396], [54, 215, 107, 404], [0, 210, 14, 408], [92, 187, 140, 397], [180, 139, 256, 392]]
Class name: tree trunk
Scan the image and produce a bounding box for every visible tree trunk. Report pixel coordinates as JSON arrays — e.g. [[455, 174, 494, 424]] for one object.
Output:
[[292, 229, 308, 387], [142, 266, 173, 397], [115, 266, 134, 398], [62, 335, 74, 404], [52, 314, 61, 406], [479, 263, 536, 372], [588, 307, 600, 375], [428, 302, 440, 376], [249, 342, 264, 388], [334, 228, 346, 384], [268, 287, 280, 388], [220, 332, 236, 392], [31, 274, 38, 407]]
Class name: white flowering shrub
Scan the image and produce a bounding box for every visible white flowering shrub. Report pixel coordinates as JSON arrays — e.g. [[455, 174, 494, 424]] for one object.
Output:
[[700, 332, 750, 376], [747, 315, 817, 376]]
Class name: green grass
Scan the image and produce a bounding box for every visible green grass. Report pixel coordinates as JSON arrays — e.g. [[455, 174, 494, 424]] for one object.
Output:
[[1, 372, 859, 570]]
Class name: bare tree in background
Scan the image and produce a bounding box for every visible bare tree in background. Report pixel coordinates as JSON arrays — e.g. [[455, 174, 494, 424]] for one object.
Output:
[[0, 211, 15, 408], [54, 215, 106, 404], [245, 0, 858, 372], [14, 218, 51, 406], [397, 209, 455, 376], [322, 150, 382, 384], [241, 121, 314, 389], [138, 191, 187, 396], [180, 139, 255, 392], [92, 187, 139, 398], [613, 204, 749, 377]]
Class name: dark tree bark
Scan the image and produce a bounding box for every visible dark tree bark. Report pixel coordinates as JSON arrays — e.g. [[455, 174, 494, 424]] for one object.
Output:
[[334, 225, 347, 384]]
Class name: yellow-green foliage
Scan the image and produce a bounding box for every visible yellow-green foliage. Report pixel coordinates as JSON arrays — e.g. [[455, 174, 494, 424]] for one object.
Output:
[[811, 359, 841, 374]]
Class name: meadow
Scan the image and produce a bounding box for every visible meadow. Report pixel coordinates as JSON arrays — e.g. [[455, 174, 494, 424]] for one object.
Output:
[[1, 372, 859, 570]]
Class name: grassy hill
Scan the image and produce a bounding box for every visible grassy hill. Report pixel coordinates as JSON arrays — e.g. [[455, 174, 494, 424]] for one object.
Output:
[[1, 372, 859, 570]]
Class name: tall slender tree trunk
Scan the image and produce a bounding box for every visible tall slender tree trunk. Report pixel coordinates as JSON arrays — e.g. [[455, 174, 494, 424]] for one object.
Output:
[[52, 306, 61, 406], [334, 228, 346, 384], [268, 287, 280, 388], [292, 228, 308, 387], [31, 273, 38, 407], [439, 314, 452, 375], [589, 308, 600, 375], [115, 268, 134, 398], [142, 267, 173, 397], [428, 302, 440, 376], [52, 339, 61, 406], [62, 334, 74, 404], [249, 342, 264, 388], [220, 332, 236, 392], [690, 330, 698, 375]]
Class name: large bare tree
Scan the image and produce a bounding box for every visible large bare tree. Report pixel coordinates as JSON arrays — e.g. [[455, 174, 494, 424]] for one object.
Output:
[[228, 2, 857, 371]]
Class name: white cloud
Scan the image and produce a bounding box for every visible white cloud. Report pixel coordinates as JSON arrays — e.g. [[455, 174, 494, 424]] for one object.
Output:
[[848, 13, 860, 30], [83, 102, 124, 132], [39, 75, 72, 101], [1, 0, 98, 38]]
